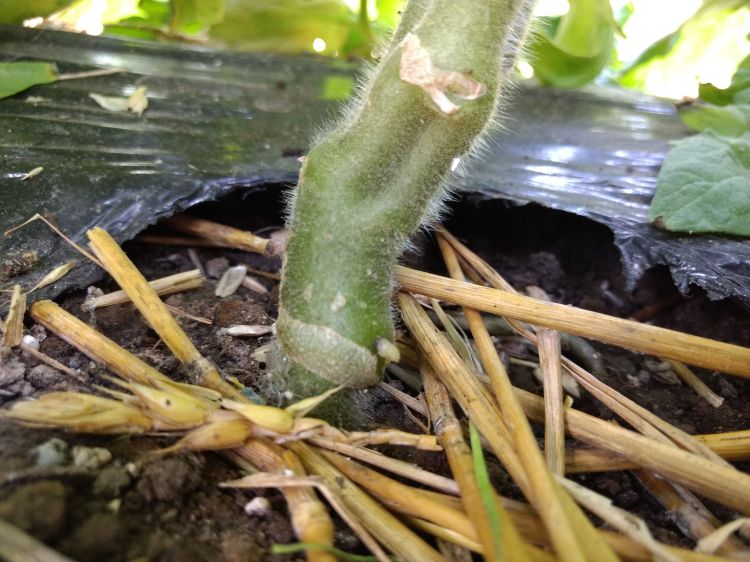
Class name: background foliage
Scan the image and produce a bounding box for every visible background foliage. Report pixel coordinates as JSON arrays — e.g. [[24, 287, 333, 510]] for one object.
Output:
[[3, 0, 749, 99]]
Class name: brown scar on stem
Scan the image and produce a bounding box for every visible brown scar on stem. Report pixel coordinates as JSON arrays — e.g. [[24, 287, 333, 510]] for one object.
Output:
[[399, 33, 485, 115]]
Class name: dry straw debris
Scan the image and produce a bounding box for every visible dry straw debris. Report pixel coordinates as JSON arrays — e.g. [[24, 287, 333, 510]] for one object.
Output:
[[3, 219, 750, 562]]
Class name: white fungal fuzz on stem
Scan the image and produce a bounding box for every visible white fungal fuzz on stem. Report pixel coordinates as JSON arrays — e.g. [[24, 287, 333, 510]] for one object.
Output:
[[375, 337, 401, 364]]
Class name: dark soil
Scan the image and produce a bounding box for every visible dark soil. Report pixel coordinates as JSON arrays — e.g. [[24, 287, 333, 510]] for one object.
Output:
[[1, 187, 749, 560]]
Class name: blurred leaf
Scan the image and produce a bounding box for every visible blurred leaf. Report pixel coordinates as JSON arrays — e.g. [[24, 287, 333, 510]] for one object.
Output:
[[106, 0, 171, 30], [374, 0, 404, 29], [134, 0, 171, 25], [0, 0, 73, 24], [649, 131, 750, 236], [614, 1, 634, 29], [680, 103, 750, 136], [700, 84, 736, 107], [321, 75, 354, 100], [210, 0, 356, 56], [41, 0, 143, 32], [102, 0, 172, 42], [654, 47, 750, 235], [104, 0, 173, 42], [7, 0, 403, 58], [618, 0, 750, 97], [171, 0, 226, 35], [530, 0, 616, 88], [699, 54, 750, 105], [735, 89, 750, 104], [0, 62, 59, 100], [339, 24, 370, 58], [621, 30, 680, 74], [339, 0, 374, 58]]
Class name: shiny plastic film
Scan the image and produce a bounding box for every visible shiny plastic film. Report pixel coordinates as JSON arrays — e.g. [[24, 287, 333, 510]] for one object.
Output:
[[457, 86, 750, 301], [1, 26, 747, 308]]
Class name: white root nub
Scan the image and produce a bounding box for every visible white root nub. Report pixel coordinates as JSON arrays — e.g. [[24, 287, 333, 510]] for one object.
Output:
[[375, 337, 401, 364]]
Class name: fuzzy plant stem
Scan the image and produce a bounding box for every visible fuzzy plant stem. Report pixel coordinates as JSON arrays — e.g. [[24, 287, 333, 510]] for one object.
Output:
[[276, 0, 534, 405]]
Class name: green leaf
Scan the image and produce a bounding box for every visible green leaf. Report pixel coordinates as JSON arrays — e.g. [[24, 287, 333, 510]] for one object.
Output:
[[171, 0, 226, 35], [102, 0, 171, 41], [210, 0, 356, 56], [24, 0, 144, 33], [375, 0, 405, 28], [699, 54, 750, 106], [620, 30, 680, 78], [0, 62, 59, 100], [64, 0, 142, 25], [0, 0, 72, 24], [649, 131, 750, 236], [321, 75, 354, 101], [618, 0, 750, 97], [699, 83, 736, 107], [530, 0, 616, 88], [680, 103, 750, 136], [734, 89, 750, 105], [614, 1, 634, 29]]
